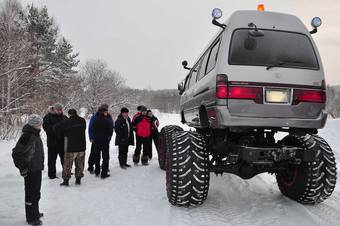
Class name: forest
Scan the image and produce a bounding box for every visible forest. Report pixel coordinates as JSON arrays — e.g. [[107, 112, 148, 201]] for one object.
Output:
[[0, 0, 180, 139]]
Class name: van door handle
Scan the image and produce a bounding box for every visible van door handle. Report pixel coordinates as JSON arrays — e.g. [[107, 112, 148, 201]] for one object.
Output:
[[193, 88, 209, 97]]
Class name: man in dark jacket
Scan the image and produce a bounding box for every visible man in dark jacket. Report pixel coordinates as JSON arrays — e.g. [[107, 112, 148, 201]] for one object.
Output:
[[58, 109, 87, 186], [42, 103, 68, 179], [147, 110, 160, 159], [132, 106, 152, 165], [115, 107, 134, 169], [92, 105, 114, 178], [12, 114, 44, 225], [87, 104, 114, 173]]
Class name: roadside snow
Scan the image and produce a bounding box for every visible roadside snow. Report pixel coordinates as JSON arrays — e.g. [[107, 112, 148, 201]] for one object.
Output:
[[0, 113, 340, 226]]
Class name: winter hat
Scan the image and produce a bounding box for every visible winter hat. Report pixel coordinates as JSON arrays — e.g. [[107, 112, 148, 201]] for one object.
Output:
[[54, 103, 63, 111], [28, 114, 43, 129], [140, 106, 147, 112], [68, 109, 77, 116], [98, 104, 109, 112], [98, 106, 108, 113], [101, 104, 109, 109], [121, 107, 129, 113]]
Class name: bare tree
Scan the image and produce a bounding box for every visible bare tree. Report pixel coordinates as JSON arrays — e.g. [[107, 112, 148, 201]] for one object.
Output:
[[0, 0, 32, 139], [0, 0, 79, 139], [80, 59, 125, 114]]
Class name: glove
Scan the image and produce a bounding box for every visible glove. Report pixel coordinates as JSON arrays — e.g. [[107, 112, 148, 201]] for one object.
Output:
[[20, 169, 28, 178]]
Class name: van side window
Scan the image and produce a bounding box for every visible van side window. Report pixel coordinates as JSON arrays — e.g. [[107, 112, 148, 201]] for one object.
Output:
[[206, 39, 221, 74], [188, 64, 199, 89], [197, 52, 209, 81], [185, 73, 191, 90]]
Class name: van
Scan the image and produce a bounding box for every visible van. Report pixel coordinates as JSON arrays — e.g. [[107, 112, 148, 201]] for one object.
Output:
[[157, 6, 337, 207]]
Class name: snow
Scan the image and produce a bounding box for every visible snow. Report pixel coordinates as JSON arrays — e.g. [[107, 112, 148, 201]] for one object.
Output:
[[0, 113, 340, 226]]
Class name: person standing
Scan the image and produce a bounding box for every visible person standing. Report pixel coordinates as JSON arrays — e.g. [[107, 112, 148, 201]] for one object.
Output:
[[147, 110, 160, 159], [132, 106, 152, 165], [115, 108, 134, 169], [12, 115, 44, 225], [58, 109, 87, 186], [87, 104, 114, 173], [132, 105, 143, 164], [43, 103, 68, 179], [92, 105, 114, 178]]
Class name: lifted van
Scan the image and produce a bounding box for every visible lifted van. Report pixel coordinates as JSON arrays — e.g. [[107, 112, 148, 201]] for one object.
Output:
[[157, 6, 337, 207]]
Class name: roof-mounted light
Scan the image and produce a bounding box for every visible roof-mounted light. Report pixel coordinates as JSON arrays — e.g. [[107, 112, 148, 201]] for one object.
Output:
[[212, 8, 223, 19], [211, 8, 226, 29], [311, 17, 322, 28], [310, 17, 322, 34]]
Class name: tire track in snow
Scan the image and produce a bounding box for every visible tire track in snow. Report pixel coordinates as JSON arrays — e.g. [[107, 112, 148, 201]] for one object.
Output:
[[302, 192, 340, 226]]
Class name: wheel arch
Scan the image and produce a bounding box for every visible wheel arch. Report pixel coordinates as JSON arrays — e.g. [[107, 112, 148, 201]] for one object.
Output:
[[199, 105, 209, 128]]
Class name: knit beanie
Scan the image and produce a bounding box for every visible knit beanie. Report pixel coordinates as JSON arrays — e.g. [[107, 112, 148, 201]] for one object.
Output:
[[28, 114, 43, 129], [140, 106, 147, 112], [54, 103, 63, 111], [121, 107, 129, 113]]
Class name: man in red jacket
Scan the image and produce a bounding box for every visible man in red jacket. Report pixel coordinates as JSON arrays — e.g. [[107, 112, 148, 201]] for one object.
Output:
[[132, 106, 143, 163], [132, 106, 152, 165]]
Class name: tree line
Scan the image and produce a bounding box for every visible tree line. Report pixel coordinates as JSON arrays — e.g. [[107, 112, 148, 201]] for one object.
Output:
[[6, 0, 340, 140], [0, 0, 180, 139], [326, 85, 340, 118]]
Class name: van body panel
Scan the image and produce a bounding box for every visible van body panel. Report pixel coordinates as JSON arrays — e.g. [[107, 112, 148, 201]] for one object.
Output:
[[179, 10, 327, 129], [215, 106, 327, 129]]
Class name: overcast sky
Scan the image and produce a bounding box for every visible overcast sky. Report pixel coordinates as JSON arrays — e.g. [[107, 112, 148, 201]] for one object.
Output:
[[18, 0, 340, 89]]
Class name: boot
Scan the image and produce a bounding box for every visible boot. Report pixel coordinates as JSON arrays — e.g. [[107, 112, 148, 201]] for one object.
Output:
[[75, 178, 81, 185], [27, 219, 43, 225], [60, 179, 69, 186], [101, 174, 110, 179], [141, 156, 149, 166], [39, 213, 43, 218], [87, 166, 94, 174], [120, 165, 127, 170], [133, 154, 140, 164], [94, 167, 100, 176]]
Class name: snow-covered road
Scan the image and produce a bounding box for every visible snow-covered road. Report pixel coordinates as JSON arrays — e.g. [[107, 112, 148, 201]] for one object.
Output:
[[0, 113, 340, 226]]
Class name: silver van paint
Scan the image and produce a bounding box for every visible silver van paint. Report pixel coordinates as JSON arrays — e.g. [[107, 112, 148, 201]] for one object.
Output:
[[180, 10, 326, 129]]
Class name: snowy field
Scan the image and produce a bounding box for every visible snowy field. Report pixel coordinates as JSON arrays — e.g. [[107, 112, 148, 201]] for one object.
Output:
[[1, 113, 340, 226]]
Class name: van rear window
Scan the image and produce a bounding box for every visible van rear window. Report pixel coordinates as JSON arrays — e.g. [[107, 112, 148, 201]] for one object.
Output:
[[229, 29, 319, 70]]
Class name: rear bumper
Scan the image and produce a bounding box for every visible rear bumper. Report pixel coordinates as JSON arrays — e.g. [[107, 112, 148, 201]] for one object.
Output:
[[214, 106, 327, 129]]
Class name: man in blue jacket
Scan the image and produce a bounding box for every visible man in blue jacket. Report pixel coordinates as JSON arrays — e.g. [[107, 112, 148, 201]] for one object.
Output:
[[87, 104, 114, 173]]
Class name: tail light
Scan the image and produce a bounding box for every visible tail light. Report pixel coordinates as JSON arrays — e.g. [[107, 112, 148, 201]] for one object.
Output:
[[228, 86, 263, 104], [293, 89, 326, 105], [216, 75, 263, 103], [216, 74, 228, 99]]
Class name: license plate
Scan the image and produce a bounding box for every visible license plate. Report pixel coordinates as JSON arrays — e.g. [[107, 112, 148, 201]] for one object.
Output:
[[265, 89, 291, 104]]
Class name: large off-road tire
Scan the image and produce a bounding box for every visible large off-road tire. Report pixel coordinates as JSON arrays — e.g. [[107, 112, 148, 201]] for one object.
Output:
[[276, 134, 337, 204], [166, 131, 210, 207], [157, 125, 183, 170]]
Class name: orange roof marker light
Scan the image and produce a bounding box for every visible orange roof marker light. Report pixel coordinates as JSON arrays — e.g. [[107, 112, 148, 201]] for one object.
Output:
[[257, 4, 265, 11]]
